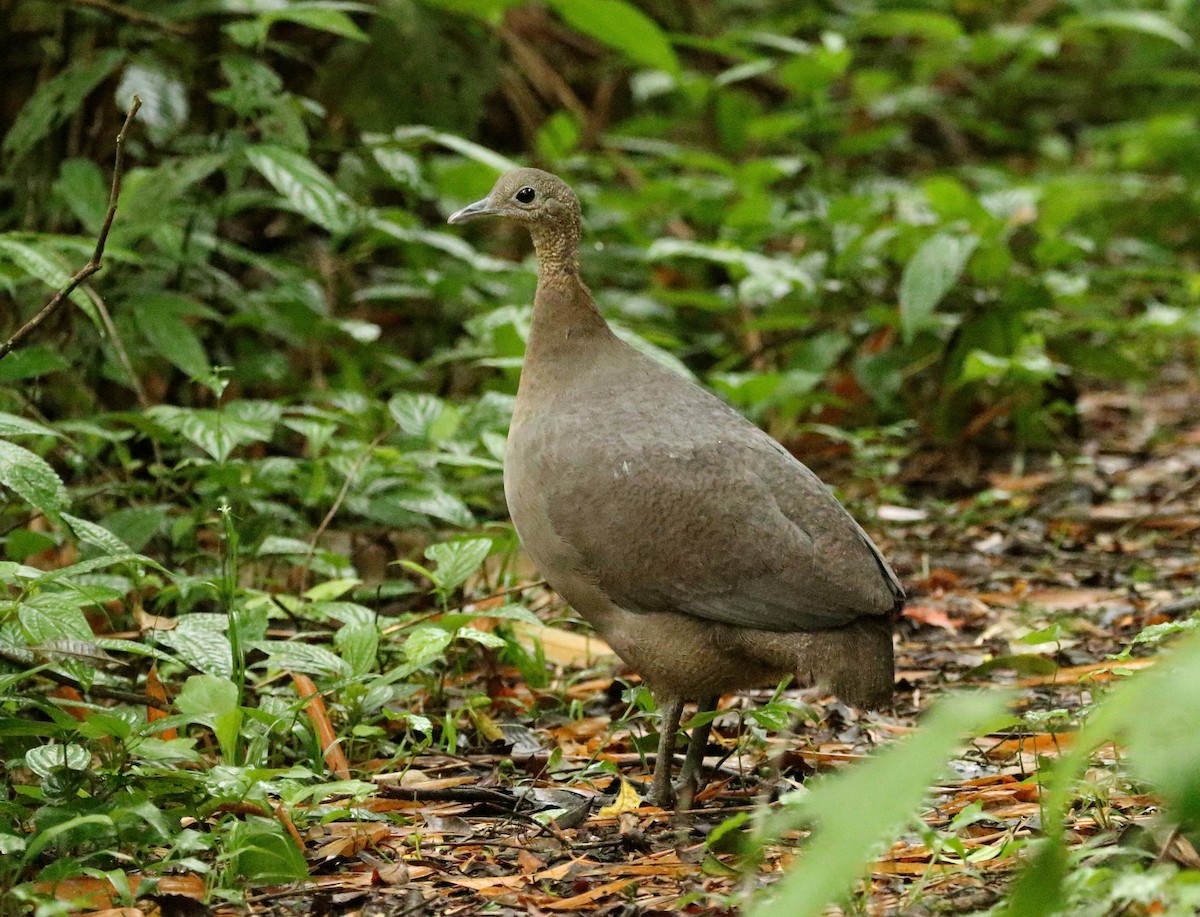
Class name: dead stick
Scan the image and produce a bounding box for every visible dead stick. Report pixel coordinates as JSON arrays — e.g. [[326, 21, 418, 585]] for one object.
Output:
[[68, 0, 192, 36], [0, 96, 141, 362]]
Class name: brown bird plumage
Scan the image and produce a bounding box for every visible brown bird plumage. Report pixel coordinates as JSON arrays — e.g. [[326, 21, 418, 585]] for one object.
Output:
[[450, 169, 904, 807]]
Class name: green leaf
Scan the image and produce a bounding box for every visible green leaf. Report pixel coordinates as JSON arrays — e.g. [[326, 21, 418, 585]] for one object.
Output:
[[425, 537, 493, 594], [147, 403, 280, 462], [156, 617, 233, 678], [1125, 632, 1200, 825], [244, 145, 359, 234], [388, 392, 445, 438], [25, 743, 90, 779], [547, 0, 679, 73], [176, 673, 242, 762], [2, 49, 124, 159], [389, 126, 519, 173], [227, 816, 309, 884], [858, 11, 964, 42], [1067, 11, 1194, 50], [455, 625, 506, 650], [62, 513, 132, 556], [250, 640, 351, 677], [416, 0, 522, 24], [0, 235, 99, 322], [334, 623, 379, 677], [131, 294, 212, 379], [0, 438, 68, 517], [0, 345, 70, 382], [0, 412, 57, 438], [898, 233, 978, 341], [260, 2, 371, 42], [387, 488, 476, 527], [751, 691, 1011, 917], [19, 594, 92, 645], [403, 625, 455, 668]]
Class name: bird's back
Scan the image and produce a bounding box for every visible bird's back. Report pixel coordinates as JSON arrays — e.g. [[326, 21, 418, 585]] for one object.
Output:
[[505, 329, 903, 639]]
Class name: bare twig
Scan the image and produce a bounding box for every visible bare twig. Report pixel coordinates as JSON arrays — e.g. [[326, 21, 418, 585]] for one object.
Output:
[[0, 96, 141, 363], [68, 0, 192, 36], [299, 428, 390, 591]]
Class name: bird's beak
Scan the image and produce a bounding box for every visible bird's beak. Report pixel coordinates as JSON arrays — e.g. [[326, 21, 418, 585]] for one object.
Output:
[[447, 196, 498, 224]]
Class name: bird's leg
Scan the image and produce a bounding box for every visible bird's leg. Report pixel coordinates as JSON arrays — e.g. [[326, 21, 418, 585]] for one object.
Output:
[[650, 695, 685, 807], [675, 694, 719, 809]]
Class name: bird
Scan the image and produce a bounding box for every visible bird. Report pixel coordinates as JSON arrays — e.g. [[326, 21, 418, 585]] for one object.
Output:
[[449, 168, 904, 808]]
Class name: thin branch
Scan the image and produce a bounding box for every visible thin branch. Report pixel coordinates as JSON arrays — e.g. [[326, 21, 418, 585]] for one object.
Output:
[[299, 428, 391, 591], [0, 96, 141, 363], [68, 0, 192, 36]]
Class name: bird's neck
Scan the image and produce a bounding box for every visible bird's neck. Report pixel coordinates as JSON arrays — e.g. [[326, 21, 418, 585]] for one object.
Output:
[[529, 268, 610, 350], [528, 223, 609, 344], [531, 222, 581, 277], [519, 238, 614, 404]]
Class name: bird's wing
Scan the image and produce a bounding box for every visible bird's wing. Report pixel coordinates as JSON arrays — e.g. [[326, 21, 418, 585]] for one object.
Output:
[[543, 434, 903, 632]]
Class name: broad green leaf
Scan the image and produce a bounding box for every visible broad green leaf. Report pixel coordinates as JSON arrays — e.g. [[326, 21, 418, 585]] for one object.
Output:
[[858, 10, 964, 42], [389, 488, 475, 527], [403, 624, 455, 668], [424, 537, 493, 594], [898, 233, 978, 341], [176, 673, 242, 762], [131, 294, 212, 379], [372, 214, 513, 272], [751, 691, 1010, 917], [54, 159, 108, 231], [156, 617, 234, 678], [245, 145, 359, 234], [0, 236, 99, 321], [334, 623, 379, 676], [250, 639, 351, 677], [646, 238, 815, 298], [1067, 11, 1193, 50], [62, 513, 132, 556], [261, 2, 371, 41], [467, 602, 540, 627], [1125, 631, 1200, 825], [388, 392, 445, 438], [147, 403, 279, 462], [35, 553, 160, 587], [2, 49, 124, 159], [547, 0, 679, 73], [257, 535, 313, 556], [0, 412, 56, 438], [0, 438, 68, 517], [25, 743, 90, 779], [19, 594, 92, 645], [455, 625, 506, 650], [228, 816, 309, 884], [0, 345, 70, 382], [389, 126, 519, 173], [100, 506, 166, 553]]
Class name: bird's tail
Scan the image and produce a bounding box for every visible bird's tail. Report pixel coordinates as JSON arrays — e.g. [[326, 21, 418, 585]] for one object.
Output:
[[800, 616, 894, 708]]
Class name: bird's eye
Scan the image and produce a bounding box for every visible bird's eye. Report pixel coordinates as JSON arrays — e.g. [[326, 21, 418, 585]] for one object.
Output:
[[516, 187, 536, 204]]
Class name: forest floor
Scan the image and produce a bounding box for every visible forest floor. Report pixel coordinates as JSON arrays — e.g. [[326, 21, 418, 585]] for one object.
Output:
[[56, 374, 1200, 917]]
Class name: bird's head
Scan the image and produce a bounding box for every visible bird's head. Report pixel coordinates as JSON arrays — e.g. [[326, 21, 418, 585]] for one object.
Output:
[[447, 168, 580, 230]]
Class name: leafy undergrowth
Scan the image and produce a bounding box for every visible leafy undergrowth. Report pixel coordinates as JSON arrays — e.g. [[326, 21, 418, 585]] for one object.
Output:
[[3, 375, 1198, 917]]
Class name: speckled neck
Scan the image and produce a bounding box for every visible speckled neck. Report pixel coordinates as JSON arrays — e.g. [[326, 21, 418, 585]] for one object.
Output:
[[530, 218, 581, 279]]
